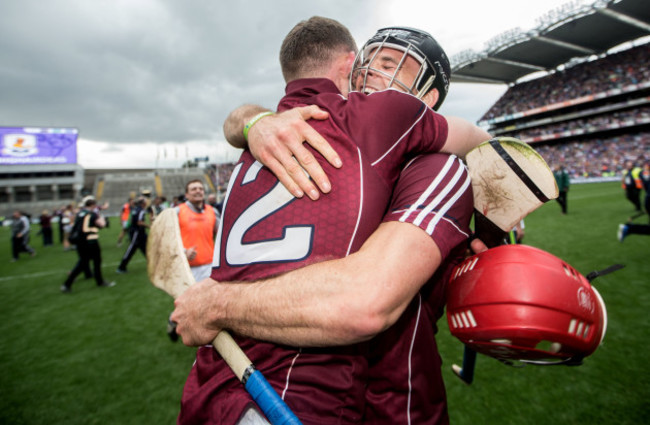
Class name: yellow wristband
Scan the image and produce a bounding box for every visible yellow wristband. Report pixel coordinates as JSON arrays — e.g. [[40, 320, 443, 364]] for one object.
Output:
[[243, 111, 274, 141]]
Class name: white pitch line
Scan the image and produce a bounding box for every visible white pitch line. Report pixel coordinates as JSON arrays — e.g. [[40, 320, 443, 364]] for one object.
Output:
[[0, 259, 145, 283]]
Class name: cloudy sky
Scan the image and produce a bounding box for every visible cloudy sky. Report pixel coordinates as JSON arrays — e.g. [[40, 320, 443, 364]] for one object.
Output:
[[0, 0, 573, 168]]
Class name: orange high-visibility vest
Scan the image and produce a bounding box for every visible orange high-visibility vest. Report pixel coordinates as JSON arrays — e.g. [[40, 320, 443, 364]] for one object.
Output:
[[178, 203, 217, 267], [120, 202, 130, 222]]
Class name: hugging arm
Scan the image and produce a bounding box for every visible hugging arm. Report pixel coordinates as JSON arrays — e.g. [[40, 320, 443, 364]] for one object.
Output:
[[223, 104, 341, 200], [171, 221, 440, 347]]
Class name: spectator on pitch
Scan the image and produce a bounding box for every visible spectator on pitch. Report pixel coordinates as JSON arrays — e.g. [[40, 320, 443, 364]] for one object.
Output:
[[61, 197, 115, 293], [176, 181, 219, 282], [148, 196, 166, 222], [206, 193, 222, 214], [116, 197, 149, 273], [117, 198, 133, 247], [39, 209, 54, 246], [622, 160, 643, 212], [61, 204, 75, 251], [171, 195, 186, 208], [641, 161, 650, 216], [619, 161, 650, 241], [54, 206, 65, 244], [554, 164, 570, 214], [628, 160, 650, 222], [167, 180, 220, 342], [10, 210, 36, 262], [618, 220, 650, 241]]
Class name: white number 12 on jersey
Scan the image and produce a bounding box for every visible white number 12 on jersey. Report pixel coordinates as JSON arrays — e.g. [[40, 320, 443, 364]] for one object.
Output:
[[212, 162, 314, 268]]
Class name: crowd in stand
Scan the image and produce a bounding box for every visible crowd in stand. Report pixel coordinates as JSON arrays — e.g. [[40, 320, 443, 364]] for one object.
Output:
[[509, 106, 650, 140], [481, 43, 650, 121], [534, 132, 649, 179]]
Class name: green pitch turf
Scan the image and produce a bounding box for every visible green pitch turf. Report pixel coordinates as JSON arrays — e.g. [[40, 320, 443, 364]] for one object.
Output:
[[440, 181, 649, 425], [0, 181, 648, 424]]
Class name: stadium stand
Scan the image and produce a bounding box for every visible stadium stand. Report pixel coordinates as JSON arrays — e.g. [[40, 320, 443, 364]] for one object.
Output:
[[0, 163, 84, 220], [451, 0, 650, 183], [0, 164, 230, 220], [479, 42, 649, 180]]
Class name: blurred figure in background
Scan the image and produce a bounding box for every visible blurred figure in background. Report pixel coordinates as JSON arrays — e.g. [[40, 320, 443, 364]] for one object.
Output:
[[554, 164, 570, 214], [148, 196, 167, 221], [10, 210, 36, 262], [618, 161, 650, 242], [116, 197, 149, 273], [39, 209, 53, 246], [61, 204, 75, 251], [206, 193, 222, 214], [622, 160, 642, 212], [117, 198, 133, 247], [61, 197, 115, 293]]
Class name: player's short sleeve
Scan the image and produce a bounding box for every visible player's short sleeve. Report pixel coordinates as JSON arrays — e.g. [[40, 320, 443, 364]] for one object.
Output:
[[382, 153, 473, 259]]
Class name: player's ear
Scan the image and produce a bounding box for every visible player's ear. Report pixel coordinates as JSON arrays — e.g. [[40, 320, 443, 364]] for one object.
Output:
[[421, 88, 440, 109], [340, 51, 356, 78], [335, 51, 356, 96]]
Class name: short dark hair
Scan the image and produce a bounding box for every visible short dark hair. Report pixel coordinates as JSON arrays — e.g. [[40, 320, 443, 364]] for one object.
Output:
[[185, 179, 204, 194], [279, 16, 357, 82]]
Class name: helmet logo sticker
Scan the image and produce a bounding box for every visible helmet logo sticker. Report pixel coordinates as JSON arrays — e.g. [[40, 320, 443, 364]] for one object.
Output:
[[577, 287, 596, 314]]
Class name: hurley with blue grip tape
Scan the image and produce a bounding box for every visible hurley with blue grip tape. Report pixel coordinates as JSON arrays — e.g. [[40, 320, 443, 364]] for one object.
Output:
[[146, 209, 302, 425]]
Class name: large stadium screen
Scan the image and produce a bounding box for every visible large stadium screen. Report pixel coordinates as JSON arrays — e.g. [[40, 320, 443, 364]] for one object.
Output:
[[0, 127, 78, 165]]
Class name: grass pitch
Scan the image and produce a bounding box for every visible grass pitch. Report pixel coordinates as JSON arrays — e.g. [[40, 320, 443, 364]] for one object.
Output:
[[1, 181, 648, 424]]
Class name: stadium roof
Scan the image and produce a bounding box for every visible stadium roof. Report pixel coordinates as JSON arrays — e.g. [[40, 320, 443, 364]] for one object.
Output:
[[451, 0, 650, 85]]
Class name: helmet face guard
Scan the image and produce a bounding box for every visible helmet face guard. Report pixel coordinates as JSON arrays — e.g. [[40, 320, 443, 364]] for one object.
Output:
[[350, 27, 450, 110], [446, 245, 608, 366]]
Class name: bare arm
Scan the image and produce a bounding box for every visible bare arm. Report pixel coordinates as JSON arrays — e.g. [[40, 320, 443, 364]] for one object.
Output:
[[441, 116, 492, 158], [171, 221, 441, 347], [223, 104, 341, 200], [223, 104, 270, 149]]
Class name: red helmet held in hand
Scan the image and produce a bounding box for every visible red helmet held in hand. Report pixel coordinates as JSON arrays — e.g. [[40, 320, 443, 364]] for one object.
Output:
[[446, 245, 607, 365]]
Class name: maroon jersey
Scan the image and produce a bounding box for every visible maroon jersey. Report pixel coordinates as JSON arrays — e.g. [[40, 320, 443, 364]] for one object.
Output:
[[179, 78, 448, 425], [365, 153, 473, 425]]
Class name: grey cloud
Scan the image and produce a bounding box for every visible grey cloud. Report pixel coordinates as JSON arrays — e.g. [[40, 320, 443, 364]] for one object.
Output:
[[0, 0, 373, 148]]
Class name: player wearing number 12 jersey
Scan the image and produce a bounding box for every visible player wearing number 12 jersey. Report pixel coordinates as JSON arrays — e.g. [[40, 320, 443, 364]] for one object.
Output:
[[178, 19, 477, 425], [181, 79, 449, 424]]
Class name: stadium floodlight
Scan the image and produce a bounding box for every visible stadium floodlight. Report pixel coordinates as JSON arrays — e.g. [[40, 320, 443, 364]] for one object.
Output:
[[450, 49, 485, 69], [535, 0, 596, 31], [485, 28, 532, 54]]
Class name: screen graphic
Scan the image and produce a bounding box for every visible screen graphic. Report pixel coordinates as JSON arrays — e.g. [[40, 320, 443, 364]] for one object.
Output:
[[0, 127, 78, 165]]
